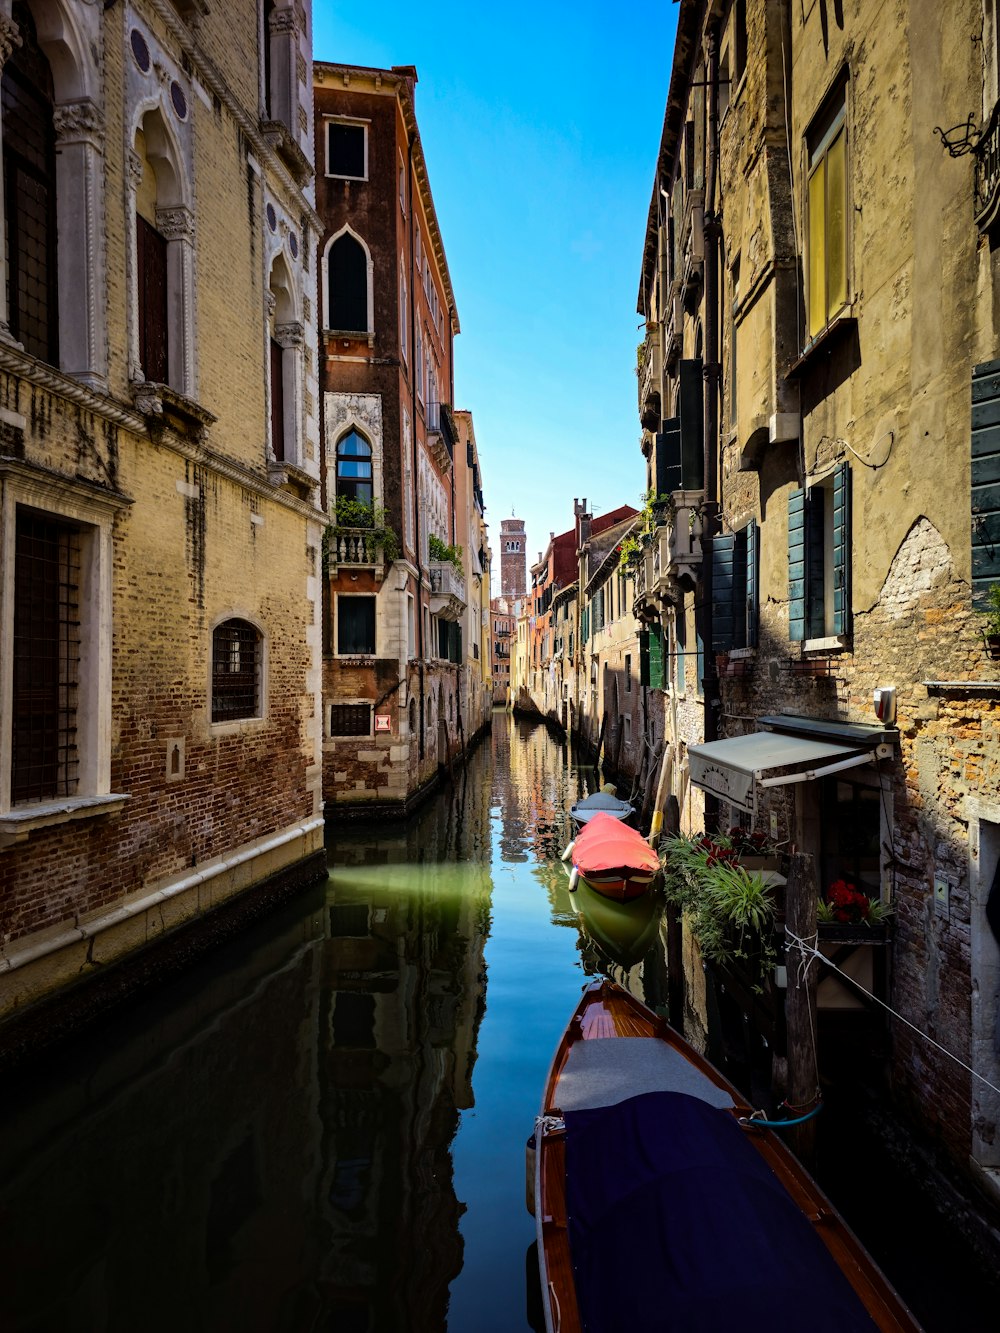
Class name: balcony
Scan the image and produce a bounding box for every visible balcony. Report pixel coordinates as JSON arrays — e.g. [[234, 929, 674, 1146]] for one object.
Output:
[[429, 561, 467, 620], [642, 490, 704, 603], [976, 100, 1000, 231], [426, 400, 453, 472], [328, 529, 382, 568], [637, 326, 661, 428], [679, 189, 705, 310]]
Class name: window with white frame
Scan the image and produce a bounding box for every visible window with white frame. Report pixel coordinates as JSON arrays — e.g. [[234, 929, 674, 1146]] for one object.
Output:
[[327, 231, 369, 333], [326, 118, 367, 180], [1, 480, 122, 825]]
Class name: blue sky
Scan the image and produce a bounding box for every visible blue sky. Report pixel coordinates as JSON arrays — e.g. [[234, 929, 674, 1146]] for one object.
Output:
[[313, 4, 679, 589]]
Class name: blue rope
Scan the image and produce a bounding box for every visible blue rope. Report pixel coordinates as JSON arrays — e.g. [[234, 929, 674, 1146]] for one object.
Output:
[[740, 1102, 823, 1129]]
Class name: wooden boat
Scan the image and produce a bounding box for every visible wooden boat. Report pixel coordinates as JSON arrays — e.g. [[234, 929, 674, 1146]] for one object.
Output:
[[529, 978, 921, 1333], [568, 788, 635, 827], [565, 811, 660, 901]]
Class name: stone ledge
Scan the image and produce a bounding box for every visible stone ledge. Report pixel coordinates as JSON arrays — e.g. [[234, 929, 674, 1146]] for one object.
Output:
[[0, 793, 128, 849]]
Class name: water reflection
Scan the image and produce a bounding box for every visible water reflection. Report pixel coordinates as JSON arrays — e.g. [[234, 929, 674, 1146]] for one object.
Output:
[[0, 715, 678, 1333]]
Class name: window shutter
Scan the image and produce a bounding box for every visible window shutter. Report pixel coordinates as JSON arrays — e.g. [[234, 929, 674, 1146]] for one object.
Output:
[[137, 214, 168, 384], [788, 487, 806, 642], [832, 462, 851, 635], [745, 518, 759, 648], [581, 604, 589, 644], [649, 623, 664, 688], [712, 533, 736, 653], [270, 338, 285, 461], [973, 358, 1000, 606], [656, 417, 683, 495], [678, 359, 704, 490], [639, 629, 650, 686]]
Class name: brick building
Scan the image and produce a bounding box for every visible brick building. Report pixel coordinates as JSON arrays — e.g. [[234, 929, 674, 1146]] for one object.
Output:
[[0, 0, 325, 1031], [636, 0, 1000, 1231], [498, 515, 526, 599], [490, 595, 515, 706], [315, 62, 486, 814]]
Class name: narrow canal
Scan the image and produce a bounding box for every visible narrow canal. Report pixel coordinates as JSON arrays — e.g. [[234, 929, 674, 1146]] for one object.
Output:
[[0, 717, 996, 1331]]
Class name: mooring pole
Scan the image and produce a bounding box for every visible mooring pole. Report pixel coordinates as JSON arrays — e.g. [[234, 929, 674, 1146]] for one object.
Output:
[[784, 851, 820, 1164]]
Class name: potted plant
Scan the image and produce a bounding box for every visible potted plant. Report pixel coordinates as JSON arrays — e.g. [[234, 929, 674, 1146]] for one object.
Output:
[[979, 583, 1000, 659], [816, 879, 893, 940], [661, 833, 779, 992]]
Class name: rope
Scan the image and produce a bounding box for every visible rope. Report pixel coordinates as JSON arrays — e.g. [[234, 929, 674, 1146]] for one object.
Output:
[[785, 929, 1000, 1100], [740, 1103, 824, 1130]]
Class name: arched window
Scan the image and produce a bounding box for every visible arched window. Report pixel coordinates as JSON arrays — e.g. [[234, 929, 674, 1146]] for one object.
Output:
[[328, 232, 367, 332], [129, 105, 194, 397], [2, 3, 58, 364], [336, 430, 372, 506], [267, 252, 301, 466], [212, 619, 262, 722]]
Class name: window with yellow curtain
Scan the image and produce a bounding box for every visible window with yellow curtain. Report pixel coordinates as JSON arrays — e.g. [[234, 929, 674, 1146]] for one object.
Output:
[[806, 85, 848, 341]]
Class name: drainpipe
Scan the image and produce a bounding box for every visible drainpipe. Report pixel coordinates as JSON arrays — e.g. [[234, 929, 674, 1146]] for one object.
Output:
[[701, 18, 722, 773], [408, 131, 424, 759]]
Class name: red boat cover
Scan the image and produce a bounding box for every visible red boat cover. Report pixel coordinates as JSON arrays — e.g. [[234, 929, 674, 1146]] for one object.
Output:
[[572, 811, 660, 875]]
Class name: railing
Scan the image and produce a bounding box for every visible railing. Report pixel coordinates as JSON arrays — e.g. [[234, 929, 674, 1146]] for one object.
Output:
[[975, 99, 1000, 230], [329, 529, 381, 566], [429, 560, 467, 620]]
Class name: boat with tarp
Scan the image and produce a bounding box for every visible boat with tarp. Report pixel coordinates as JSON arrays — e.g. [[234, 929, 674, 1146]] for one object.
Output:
[[529, 978, 921, 1333], [564, 812, 660, 901]]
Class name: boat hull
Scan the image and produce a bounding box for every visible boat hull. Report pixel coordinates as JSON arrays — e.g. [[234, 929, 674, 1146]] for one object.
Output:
[[576, 868, 657, 901], [532, 979, 920, 1333]]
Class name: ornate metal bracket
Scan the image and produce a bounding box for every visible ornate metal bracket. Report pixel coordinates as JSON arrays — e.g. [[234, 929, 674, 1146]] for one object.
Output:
[[933, 114, 980, 157]]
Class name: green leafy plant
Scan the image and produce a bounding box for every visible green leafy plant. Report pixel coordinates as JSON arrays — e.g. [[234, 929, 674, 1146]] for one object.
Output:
[[325, 496, 400, 567], [429, 532, 463, 572], [617, 533, 643, 572], [979, 582, 1000, 637], [661, 833, 779, 991]]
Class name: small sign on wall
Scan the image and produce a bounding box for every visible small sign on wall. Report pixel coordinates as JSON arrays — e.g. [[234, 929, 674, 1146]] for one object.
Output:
[[374, 714, 391, 733]]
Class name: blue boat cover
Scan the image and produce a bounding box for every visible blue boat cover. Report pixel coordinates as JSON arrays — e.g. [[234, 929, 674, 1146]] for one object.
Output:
[[564, 1091, 879, 1332]]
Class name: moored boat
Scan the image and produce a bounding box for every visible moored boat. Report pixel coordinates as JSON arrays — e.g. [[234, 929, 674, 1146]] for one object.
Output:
[[568, 788, 635, 827], [565, 811, 660, 901], [530, 978, 921, 1333]]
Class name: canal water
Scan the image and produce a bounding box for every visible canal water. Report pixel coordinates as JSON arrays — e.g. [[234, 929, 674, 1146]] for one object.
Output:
[[0, 715, 996, 1331]]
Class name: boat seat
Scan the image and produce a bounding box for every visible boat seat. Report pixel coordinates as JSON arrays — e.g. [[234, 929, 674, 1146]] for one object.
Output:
[[556, 1037, 735, 1113]]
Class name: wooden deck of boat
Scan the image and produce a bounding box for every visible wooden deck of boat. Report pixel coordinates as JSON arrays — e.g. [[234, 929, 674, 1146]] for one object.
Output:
[[537, 979, 920, 1333]]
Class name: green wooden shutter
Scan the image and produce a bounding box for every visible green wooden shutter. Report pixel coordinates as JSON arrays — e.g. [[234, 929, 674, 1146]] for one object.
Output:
[[639, 626, 665, 688], [712, 533, 736, 653], [581, 604, 589, 645], [832, 462, 851, 635], [679, 359, 704, 490], [788, 487, 806, 642], [650, 624, 664, 688], [745, 518, 759, 648], [973, 358, 1000, 607], [657, 418, 682, 495]]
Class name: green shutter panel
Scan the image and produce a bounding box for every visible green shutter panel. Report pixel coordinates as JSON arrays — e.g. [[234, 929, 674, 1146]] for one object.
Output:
[[745, 518, 759, 648], [679, 359, 705, 490], [832, 463, 851, 635], [650, 623, 664, 688], [581, 605, 589, 644], [657, 418, 683, 495], [973, 358, 1000, 607], [712, 533, 736, 653], [788, 487, 806, 642]]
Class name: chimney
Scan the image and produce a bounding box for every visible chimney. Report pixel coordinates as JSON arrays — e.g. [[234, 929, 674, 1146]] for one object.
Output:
[[575, 496, 592, 548]]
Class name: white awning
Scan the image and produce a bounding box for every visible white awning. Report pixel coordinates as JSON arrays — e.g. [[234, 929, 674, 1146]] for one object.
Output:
[[687, 732, 875, 814]]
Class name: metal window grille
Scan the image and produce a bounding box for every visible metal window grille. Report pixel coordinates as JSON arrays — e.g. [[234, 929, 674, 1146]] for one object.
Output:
[[13, 511, 81, 803], [329, 703, 371, 737], [211, 619, 260, 722]]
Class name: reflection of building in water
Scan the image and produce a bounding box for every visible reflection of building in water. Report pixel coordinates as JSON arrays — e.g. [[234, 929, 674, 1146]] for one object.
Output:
[[0, 900, 330, 1330], [321, 761, 493, 1330]]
